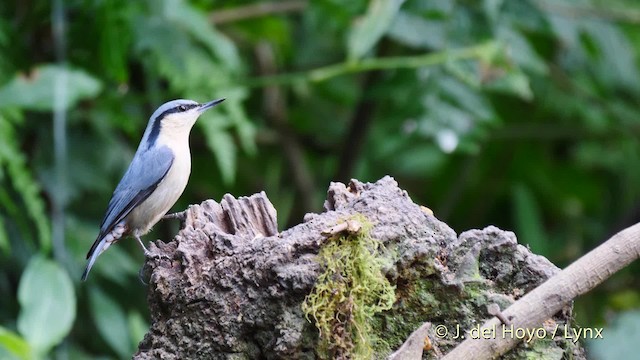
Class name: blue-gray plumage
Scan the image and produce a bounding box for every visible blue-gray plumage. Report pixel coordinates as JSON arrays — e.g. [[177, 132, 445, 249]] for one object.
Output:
[[82, 98, 225, 281]]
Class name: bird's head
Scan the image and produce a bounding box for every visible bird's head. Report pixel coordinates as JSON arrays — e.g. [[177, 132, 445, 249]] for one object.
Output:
[[144, 98, 225, 147]]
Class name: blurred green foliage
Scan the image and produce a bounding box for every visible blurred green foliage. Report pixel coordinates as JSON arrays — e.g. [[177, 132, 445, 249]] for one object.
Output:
[[0, 0, 639, 358]]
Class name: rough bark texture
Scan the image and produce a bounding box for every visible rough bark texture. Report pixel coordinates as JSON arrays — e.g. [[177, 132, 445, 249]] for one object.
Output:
[[134, 177, 585, 359]]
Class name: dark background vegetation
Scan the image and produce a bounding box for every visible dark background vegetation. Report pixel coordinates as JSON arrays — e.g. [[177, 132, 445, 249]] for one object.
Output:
[[0, 0, 639, 358]]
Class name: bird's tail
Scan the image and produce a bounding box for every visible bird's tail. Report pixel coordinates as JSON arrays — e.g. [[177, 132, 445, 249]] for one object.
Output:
[[82, 222, 127, 281]]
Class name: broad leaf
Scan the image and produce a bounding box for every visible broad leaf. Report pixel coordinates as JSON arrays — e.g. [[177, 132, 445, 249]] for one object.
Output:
[[199, 117, 237, 185], [512, 184, 547, 254], [0, 216, 9, 254], [89, 286, 132, 358], [0, 65, 102, 111], [17, 256, 76, 357], [225, 94, 256, 156], [164, 0, 240, 71], [347, 0, 405, 61], [127, 311, 149, 350], [388, 11, 446, 50], [485, 69, 533, 100], [0, 326, 31, 360], [91, 246, 141, 286], [0, 115, 51, 251]]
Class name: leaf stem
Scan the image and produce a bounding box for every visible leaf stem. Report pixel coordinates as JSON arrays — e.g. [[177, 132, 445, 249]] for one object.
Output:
[[239, 41, 499, 88]]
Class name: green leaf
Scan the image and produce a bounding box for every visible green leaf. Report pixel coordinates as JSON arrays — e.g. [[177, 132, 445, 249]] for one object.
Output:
[[200, 121, 237, 185], [474, 40, 504, 65], [393, 144, 446, 176], [347, 0, 405, 61], [88, 286, 132, 358], [165, 0, 241, 71], [0, 216, 9, 254], [225, 94, 256, 156], [0, 65, 102, 111], [497, 26, 548, 75], [584, 21, 640, 94], [97, 0, 133, 82], [485, 69, 533, 100], [92, 246, 141, 286], [512, 184, 547, 254], [0, 326, 31, 360], [438, 76, 495, 120], [483, 0, 504, 23], [387, 11, 446, 49], [127, 311, 148, 350], [17, 256, 76, 357], [0, 115, 51, 251], [473, 41, 533, 100]]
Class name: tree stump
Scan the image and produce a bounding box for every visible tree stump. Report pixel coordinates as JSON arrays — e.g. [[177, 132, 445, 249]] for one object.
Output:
[[134, 176, 584, 359]]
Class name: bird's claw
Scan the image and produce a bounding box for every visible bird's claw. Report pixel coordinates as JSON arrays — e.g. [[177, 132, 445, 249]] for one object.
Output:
[[144, 250, 171, 262]]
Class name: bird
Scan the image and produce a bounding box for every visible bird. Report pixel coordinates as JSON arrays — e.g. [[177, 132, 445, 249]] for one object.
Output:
[[81, 98, 225, 281]]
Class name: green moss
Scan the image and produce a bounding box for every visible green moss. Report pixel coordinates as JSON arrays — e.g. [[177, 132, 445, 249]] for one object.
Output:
[[302, 215, 396, 359], [521, 339, 565, 360], [374, 278, 443, 352], [371, 269, 495, 357]]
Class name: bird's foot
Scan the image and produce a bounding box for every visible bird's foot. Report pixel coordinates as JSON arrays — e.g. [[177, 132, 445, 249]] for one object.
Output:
[[163, 211, 187, 221], [137, 237, 171, 261], [143, 245, 172, 261]]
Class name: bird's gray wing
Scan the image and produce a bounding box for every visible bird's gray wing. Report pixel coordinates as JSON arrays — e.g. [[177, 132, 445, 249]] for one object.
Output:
[[85, 145, 174, 259]]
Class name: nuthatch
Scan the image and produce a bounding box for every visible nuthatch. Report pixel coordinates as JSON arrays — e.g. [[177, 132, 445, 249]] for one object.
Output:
[[82, 98, 225, 281]]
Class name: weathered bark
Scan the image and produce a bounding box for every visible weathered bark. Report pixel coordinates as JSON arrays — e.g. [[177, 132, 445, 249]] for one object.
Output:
[[134, 177, 585, 359], [443, 220, 640, 359]]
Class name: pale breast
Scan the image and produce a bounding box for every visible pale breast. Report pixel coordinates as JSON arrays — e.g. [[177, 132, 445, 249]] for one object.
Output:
[[127, 149, 191, 235]]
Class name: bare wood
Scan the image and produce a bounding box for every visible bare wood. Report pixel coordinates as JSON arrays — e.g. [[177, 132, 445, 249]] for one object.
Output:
[[134, 177, 585, 359], [443, 222, 640, 359], [486, 304, 510, 326], [321, 219, 362, 237], [387, 322, 431, 360]]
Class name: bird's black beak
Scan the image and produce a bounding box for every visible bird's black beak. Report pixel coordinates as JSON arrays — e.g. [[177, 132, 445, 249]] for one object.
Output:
[[198, 98, 225, 112]]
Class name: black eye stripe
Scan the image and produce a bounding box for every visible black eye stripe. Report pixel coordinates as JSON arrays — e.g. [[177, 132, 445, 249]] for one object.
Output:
[[146, 103, 198, 148], [181, 103, 198, 111], [157, 103, 198, 119]]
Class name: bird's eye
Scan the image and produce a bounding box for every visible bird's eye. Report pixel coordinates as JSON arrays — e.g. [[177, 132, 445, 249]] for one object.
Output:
[[178, 105, 187, 112]]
